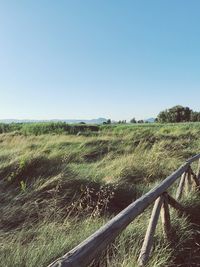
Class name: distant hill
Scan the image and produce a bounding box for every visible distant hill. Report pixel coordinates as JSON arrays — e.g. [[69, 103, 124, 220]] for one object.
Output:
[[0, 118, 108, 124], [63, 118, 107, 124], [145, 118, 155, 123]]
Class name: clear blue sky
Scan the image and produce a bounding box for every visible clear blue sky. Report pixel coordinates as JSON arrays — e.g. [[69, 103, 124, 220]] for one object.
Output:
[[1, 1, 200, 121]]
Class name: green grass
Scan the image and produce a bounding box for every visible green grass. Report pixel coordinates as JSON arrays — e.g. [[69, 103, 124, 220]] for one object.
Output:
[[0, 123, 200, 266]]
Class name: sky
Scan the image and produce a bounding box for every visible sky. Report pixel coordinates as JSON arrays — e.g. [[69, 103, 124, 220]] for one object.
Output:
[[0, 0, 200, 121]]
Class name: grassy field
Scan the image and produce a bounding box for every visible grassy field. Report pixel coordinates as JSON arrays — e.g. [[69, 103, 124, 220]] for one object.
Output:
[[1, 122, 200, 267]]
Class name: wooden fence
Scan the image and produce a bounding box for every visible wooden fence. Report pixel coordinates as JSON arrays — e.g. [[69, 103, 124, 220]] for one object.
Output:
[[48, 154, 200, 267]]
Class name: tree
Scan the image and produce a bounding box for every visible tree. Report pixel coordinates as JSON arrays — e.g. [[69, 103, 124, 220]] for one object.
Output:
[[157, 105, 193, 123], [130, 118, 136, 123], [118, 120, 126, 124], [157, 110, 168, 123], [191, 111, 200, 122]]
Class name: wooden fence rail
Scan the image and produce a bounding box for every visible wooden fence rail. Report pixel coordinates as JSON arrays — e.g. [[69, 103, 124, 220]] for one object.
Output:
[[48, 154, 200, 267]]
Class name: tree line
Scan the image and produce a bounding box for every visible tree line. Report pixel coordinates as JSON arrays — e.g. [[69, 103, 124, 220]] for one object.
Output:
[[157, 105, 200, 123], [104, 105, 200, 124], [103, 118, 146, 124]]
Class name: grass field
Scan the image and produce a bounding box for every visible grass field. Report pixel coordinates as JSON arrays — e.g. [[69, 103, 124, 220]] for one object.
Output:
[[1, 122, 200, 267]]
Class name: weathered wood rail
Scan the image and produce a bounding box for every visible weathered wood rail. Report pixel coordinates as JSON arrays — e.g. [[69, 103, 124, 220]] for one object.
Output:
[[48, 154, 200, 267]]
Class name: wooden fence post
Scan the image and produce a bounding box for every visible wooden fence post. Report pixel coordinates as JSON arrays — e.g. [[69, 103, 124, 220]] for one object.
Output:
[[185, 167, 192, 194], [190, 167, 200, 189], [176, 171, 187, 200], [160, 193, 171, 240], [167, 194, 185, 215], [138, 196, 163, 267]]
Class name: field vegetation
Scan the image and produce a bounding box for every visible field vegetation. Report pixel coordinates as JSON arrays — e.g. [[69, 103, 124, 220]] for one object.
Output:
[[0, 122, 200, 266]]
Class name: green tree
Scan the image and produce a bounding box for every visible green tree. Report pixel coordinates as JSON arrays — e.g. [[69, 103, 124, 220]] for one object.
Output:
[[157, 105, 193, 123], [191, 111, 200, 122], [130, 118, 136, 123]]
